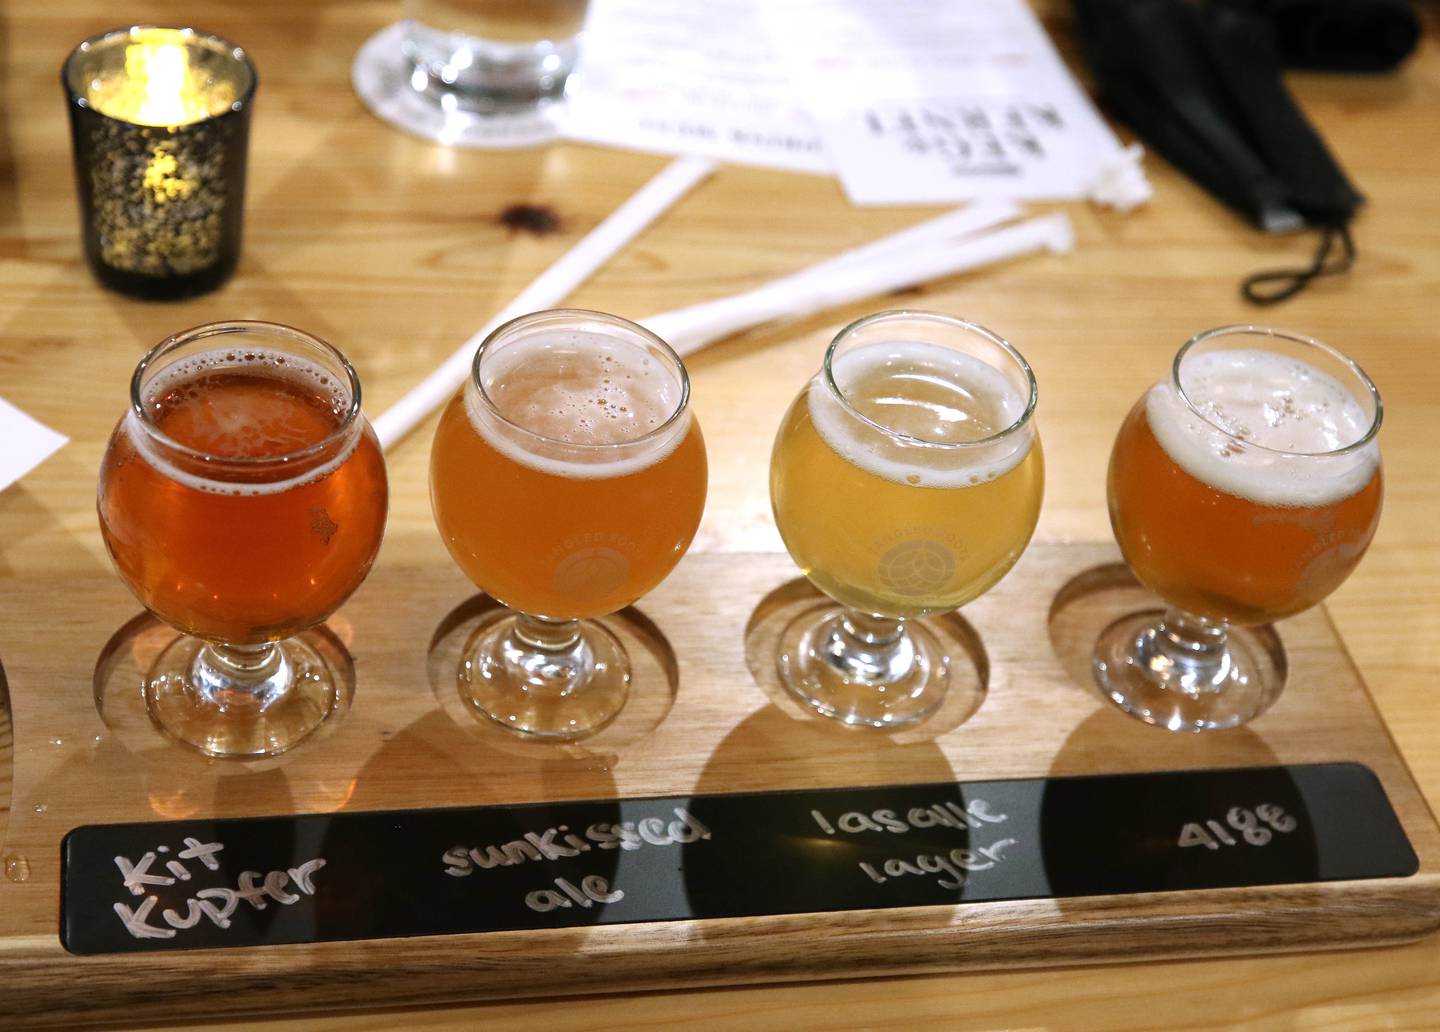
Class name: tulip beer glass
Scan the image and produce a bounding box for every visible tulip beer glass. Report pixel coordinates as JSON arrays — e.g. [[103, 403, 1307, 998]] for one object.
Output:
[[430, 309, 707, 739], [1096, 325, 1383, 731], [98, 322, 388, 757], [770, 311, 1044, 727]]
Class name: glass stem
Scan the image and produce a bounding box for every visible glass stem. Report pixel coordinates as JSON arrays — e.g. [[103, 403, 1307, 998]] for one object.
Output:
[[825, 609, 914, 685], [504, 614, 591, 698], [191, 641, 290, 711], [1147, 608, 1234, 696], [513, 614, 582, 652]]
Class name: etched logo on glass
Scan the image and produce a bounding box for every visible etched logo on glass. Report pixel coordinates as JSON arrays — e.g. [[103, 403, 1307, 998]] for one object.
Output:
[[877, 540, 956, 597], [552, 546, 630, 598]]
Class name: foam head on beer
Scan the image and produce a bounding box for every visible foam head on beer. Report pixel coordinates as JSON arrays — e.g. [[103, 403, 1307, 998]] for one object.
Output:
[[125, 348, 359, 495], [1149, 348, 1380, 507], [809, 340, 1035, 489], [468, 328, 691, 477]]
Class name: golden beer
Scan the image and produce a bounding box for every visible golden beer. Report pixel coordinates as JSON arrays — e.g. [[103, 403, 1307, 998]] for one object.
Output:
[[772, 340, 1044, 620], [768, 311, 1042, 729], [1108, 353, 1382, 626]]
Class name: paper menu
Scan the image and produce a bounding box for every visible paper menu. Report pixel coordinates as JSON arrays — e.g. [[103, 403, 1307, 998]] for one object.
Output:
[[563, 0, 829, 174], [0, 395, 66, 493], [760, 0, 1132, 204], [562, 0, 1136, 203]]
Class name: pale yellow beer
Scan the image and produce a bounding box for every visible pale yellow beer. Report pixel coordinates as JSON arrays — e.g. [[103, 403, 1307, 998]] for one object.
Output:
[[771, 339, 1044, 620]]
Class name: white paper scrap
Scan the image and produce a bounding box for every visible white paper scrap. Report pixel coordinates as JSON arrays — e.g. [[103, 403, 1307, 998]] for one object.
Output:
[[0, 396, 66, 492], [762, 0, 1138, 205], [562, 0, 829, 174]]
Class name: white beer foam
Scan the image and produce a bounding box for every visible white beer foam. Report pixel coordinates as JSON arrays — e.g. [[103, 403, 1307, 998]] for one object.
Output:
[[807, 340, 1034, 490], [126, 348, 357, 497], [464, 329, 690, 480], [1146, 349, 1379, 508]]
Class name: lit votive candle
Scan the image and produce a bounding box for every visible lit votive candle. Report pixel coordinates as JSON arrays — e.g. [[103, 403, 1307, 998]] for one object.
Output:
[[63, 27, 257, 300]]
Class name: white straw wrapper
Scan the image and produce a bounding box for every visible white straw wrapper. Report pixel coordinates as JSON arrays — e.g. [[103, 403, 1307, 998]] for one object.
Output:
[[799, 199, 1020, 281], [641, 200, 1020, 355], [644, 212, 1074, 357], [373, 155, 716, 450]]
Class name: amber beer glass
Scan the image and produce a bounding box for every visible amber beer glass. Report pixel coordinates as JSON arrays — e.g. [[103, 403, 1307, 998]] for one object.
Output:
[[770, 311, 1044, 727], [1096, 325, 1383, 731], [98, 322, 388, 756], [430, 309, 706, 739]]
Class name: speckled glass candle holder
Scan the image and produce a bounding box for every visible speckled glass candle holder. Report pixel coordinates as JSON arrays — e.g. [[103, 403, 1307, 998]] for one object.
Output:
[[63, 27, 257, 300]]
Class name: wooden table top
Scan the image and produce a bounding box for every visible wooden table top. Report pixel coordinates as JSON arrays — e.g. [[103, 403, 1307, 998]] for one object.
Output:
[[2, 1, 1438, 1028]]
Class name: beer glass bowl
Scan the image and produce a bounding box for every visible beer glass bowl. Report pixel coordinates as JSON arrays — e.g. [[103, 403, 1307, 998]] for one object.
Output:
[[97, 322, 389, 758], [430, 309, 707, 740], [769, 311, 1044, 728], [1096, 325, 1383, 732]]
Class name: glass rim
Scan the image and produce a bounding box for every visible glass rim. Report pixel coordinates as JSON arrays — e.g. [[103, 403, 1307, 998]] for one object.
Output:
[[128, 320, 363, 467], [822, 309, 1038, 450], [1172, 324, 1383, 459], [62, 24, 259, 122], [469, 308, 692, 452]]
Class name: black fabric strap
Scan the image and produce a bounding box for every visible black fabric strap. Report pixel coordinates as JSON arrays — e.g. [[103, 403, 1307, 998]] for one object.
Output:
[[1241, 224, 1356, 304]]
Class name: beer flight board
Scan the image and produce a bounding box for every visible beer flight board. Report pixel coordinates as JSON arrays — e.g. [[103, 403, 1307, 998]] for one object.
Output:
[[1, 544, 1438, 1027]]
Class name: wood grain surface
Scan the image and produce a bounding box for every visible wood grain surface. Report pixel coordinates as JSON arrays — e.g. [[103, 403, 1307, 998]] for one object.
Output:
[[0, 1, 1438, 1029], [2, 547, 1437, 1028]]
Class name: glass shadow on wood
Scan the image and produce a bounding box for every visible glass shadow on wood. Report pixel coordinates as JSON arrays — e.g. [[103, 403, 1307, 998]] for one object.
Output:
[[94, 612, 356, 762], [428, 593, 679, 754], [1048, 563, 1288, 728], [745, 576, 988, 741]]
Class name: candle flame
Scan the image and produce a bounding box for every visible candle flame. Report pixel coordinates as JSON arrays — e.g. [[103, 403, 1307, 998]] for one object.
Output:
[[83, 30, 239, 126], [127, 41, 190, 127]]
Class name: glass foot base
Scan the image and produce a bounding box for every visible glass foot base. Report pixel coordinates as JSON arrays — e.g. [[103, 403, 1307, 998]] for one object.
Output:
[[352, 23, 563, 149], [1093, 612, 1285, 732], [777, 606, 950, 728], [460, 613, 631, 740], [145, 633, 339, 758]]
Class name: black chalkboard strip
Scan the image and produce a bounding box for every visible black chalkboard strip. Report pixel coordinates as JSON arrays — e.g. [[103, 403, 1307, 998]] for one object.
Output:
[[62, 762, 1416, 956]]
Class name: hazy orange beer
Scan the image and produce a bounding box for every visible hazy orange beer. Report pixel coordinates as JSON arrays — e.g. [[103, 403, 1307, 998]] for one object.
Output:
[[97, 321, 388, 756], [1096, 325, 1383, 732], [430, 309, 706, 738], [1108, 381, 1382, 626]]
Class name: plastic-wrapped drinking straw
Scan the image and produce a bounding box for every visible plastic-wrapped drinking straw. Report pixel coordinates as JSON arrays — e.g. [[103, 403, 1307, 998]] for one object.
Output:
[[643, 212, 1074, 356], [373, 155, 717, 450]]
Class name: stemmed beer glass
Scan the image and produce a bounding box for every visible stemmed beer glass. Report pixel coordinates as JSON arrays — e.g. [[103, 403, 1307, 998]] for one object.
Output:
[[98, 322, 389, 757], [769, 311, 1044, 728], [1096, 325, 1383, 731], [430, 309, 707, 739]]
